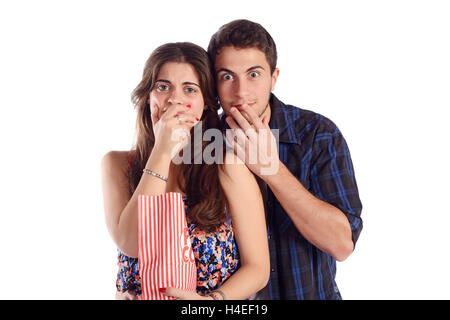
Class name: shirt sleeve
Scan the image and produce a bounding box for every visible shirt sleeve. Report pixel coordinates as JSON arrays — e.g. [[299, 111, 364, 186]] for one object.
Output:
[[310, 124, 363, 248]]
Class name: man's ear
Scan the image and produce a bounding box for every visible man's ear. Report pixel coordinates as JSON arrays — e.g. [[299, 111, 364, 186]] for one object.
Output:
[[271, 68, 280, 91]]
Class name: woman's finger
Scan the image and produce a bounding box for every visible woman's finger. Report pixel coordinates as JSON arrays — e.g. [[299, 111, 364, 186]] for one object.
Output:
[[161, 104, 191, 120], [175, 113, 200, 126], [163, 287, 195, 300], [150, 104, 160, 126]]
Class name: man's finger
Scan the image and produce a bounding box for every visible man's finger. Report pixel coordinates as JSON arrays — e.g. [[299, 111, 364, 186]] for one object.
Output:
[[228, 107, 253, 131], [226, 130, 247, 164], [227, 116, 257, 141], [225, 115, 239, 129], [241, 104, 265, 130]]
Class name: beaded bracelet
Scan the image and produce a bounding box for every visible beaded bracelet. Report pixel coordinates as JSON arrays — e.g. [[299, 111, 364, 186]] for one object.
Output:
[[207, 290, 227, 300], [142, 168, 168, 182]]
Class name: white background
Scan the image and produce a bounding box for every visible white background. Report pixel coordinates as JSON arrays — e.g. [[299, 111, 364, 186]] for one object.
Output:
[[0, 0, 449, 299]]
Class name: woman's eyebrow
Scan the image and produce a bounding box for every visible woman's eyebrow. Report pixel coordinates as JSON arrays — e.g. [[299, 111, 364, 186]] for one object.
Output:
[[156, 79, 199, 87], [183, 81, 200, 87], [155, 79, 171, 84]]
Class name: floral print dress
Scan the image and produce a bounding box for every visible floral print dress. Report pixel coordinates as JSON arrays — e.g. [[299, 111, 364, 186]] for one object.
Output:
[[116, 153, 239, 297]]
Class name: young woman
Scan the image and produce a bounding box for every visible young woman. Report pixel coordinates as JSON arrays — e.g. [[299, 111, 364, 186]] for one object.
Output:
[[101, 42, 269, 300]]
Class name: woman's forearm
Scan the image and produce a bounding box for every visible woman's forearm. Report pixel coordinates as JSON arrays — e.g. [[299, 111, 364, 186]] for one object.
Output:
[[116, 150, 172, 257], [214, 263, 269, 300]]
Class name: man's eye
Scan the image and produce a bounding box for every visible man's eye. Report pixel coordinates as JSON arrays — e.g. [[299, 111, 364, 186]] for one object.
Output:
[[249, 71, 260, 78], [222, 74, 233, 81]]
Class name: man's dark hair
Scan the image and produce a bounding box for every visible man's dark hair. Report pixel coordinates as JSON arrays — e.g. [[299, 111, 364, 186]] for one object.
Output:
[[208, 19, 277, 74]]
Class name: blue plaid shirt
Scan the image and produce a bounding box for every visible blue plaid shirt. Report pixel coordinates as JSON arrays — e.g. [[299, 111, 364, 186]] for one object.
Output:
[[252, 94, 363, 300]]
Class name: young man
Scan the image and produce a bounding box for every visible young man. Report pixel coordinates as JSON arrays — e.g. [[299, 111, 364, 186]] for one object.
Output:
[[208, 19, 363, 300]]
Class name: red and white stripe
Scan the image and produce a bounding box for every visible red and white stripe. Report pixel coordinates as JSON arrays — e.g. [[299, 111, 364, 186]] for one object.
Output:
[[138, 192, 197, 300]]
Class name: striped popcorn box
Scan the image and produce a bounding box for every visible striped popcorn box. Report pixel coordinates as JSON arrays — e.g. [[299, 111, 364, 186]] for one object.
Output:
[[138, 192, 197, 300]]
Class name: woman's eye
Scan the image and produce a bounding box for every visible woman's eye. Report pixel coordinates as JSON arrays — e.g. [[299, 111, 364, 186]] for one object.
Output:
[[157, 84, 169, 91], [185, 87, 197, 93], [222, 74, 233, 81], [249, 71, 260, 78]]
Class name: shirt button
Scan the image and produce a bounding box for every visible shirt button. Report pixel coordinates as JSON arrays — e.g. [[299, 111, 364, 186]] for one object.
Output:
[[271, 268, 276, 273], [268, 234, 272, 240]]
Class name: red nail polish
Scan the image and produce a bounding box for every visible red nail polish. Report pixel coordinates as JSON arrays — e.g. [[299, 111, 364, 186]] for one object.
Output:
[[187, 105, 191, 108], [196, 117, 199, 121], [159, 287, 166, 293]]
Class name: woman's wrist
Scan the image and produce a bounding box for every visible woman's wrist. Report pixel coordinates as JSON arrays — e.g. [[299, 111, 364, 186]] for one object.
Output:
[[207, 290, 226, 300], [150, 145, 173, 162], [142, 148, 172, 183], [147, 147, 172, 169]]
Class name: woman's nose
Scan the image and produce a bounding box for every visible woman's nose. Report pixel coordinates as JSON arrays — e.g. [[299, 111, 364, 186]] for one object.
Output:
[[167, 89, 184, 105]]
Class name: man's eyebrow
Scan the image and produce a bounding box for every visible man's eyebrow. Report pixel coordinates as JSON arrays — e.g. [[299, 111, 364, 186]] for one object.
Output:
[[247, 65, 265, 72], [216, 68, 234, 74], [216, 66, 265, 74]]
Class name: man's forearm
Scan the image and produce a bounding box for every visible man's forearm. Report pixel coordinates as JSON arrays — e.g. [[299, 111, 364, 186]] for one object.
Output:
[[264, 160, 354, 261]]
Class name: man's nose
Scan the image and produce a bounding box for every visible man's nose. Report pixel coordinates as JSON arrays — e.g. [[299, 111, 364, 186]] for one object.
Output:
[[233, 77, 249, 99]]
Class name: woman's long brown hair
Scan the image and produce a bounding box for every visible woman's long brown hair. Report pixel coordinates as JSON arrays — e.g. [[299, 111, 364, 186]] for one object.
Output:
[[128, 42, 226, 232]]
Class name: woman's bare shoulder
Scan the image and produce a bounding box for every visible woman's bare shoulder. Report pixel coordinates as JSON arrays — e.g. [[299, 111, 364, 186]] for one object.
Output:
[[101, 150, 134, 175]]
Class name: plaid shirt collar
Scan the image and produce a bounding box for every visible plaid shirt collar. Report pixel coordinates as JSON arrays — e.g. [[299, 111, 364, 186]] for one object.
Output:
[[269, 93, 302, 146]]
